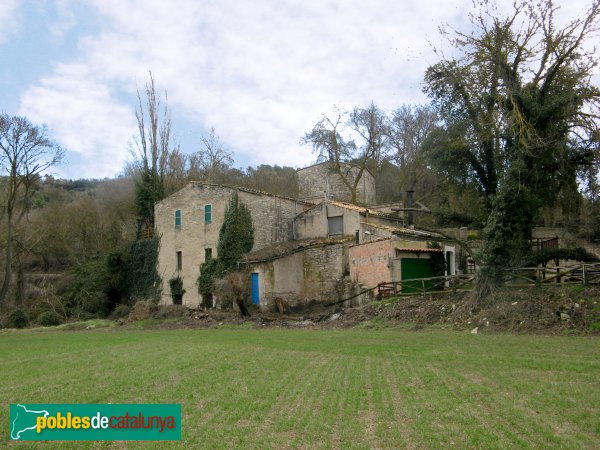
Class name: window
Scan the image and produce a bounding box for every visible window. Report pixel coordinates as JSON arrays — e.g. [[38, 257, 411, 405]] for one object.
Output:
[[175, 210, 181, 229], [204, 205, 212, 224], [205, 248, 212, 261], [176, 251, 182, 271], [328, 216, 343, 235]]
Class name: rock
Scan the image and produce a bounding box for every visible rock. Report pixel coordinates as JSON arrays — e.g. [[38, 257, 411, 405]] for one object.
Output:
[[471, 327, 478, 334], [560, 312, 571, 321], [511, 301, 518, 306], [329, 312, 342, 321], [574, 303, 580, 309], [485, 321, 490, 327]]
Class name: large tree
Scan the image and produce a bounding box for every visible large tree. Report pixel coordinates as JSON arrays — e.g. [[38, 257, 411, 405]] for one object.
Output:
[[0, 114, 63, 304], [385, 104, 444, 206], [425, 0, 600, 281]]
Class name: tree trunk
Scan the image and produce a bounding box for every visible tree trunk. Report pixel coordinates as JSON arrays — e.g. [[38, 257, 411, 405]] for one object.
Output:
[[0, 217, 14, 304]]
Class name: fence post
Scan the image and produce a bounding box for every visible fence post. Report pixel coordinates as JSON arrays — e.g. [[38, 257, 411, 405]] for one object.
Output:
[[421, 280, 425, 294], [583, 265, 587, 286]]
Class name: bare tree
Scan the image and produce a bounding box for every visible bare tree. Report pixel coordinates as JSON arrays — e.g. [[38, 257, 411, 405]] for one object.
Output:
[[0, 114, 63, 304], [388, 104, 439, 168], [301, 102, 388, 204], [190, 127, 234, 183], [133, 71, 177, 225], [134, 71, 172, 178]]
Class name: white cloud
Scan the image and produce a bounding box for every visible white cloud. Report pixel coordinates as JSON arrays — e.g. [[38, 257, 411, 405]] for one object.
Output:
[[0, 0, 20, 44], [49, 0, 77, 41], [16, 0, 595, 178], [19, 63, 137, 178]]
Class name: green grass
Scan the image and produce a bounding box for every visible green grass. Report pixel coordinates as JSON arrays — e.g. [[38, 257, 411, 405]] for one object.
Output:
[[1, 328, 598, 449]]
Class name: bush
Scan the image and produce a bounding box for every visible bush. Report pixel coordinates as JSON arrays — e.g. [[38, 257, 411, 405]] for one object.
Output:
[[168, 276, 185, 305], [110, 304, 131, 319], [37, 311, 62, 327], [213, 272, 251, 310], [69, 290, 108, 319], [128, 300, 158, 321], [154, 305, 188, 319], [8, 309, 29, 329], [197, 258, 221, 305]]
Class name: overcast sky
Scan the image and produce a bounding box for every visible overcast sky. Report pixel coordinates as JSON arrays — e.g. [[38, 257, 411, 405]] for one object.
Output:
[[0, 0, 596, 179]]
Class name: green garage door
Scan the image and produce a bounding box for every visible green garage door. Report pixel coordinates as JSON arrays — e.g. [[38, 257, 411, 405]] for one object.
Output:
[[401, 258, 433, 293]]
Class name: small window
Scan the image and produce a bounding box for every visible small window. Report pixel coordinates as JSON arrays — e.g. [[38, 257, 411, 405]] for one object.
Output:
[[204, 205, 212, 224], [205, 248, 212, 261], [328, 216, 343, 235], [176, 251, 182, 271], [175, 210, 181, 229]]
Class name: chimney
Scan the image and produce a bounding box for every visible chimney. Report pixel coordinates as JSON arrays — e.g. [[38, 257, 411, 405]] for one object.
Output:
[[406, 190, 414, 227]]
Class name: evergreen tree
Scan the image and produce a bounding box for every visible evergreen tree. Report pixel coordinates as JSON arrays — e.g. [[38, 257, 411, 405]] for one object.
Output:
[[217, 192, 254, 272], [197, 192, 254, 305]]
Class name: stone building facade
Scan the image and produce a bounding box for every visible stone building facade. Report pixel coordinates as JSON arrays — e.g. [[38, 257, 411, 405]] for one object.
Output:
[[242, 238, 351, 308], [154, 182, 310, 306], [155, 174, 459, 309], [297, 162, 376, 205], [294, 200, 403, 240]]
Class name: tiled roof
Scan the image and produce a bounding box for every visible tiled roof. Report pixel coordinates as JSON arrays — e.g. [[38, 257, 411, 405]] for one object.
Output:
[[326, 200, 399, 219], [187, 182, 315, 205], [396, 248, 443, 253], [362, 222, 446, 239], [243, 236, 355, 263]]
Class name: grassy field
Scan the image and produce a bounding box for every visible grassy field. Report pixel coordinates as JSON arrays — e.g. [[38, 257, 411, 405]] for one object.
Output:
[[1, 326, 599, 449]]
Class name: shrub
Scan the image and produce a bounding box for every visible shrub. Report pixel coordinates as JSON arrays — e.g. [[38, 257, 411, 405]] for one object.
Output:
[[155, 305, 188, 319], [110, 304, 131, 319], [168, 276, 186, 305], [37, 311, 62, 327], [197, 258, 221, 304], [8, 309, 29, 329], [128, 300, 158, 321], [213, 272, 251, 310]]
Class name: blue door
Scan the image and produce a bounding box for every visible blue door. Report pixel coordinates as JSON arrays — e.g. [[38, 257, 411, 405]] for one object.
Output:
[[251, 273, 260, 305]]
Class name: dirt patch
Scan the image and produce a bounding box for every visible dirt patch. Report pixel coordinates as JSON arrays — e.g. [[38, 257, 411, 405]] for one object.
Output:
[[123, 285, 600, 334]]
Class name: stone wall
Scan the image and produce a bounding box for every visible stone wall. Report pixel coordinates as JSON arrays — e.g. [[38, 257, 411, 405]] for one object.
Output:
[[250, 242, 348, 309], [155, 183, 308, 307], [297, 163, 376, 205], [295, 201, 401, 240]]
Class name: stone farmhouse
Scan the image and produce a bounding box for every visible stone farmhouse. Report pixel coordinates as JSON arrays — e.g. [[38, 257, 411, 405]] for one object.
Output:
[[155, 162, 458, 308], [297, 162, 376, 205]]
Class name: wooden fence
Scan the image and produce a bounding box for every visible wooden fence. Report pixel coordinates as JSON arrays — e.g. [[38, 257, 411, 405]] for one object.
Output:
[[376, 263, 600, 299], [377, 274, 476, 298], [505, 263, 600, 286]]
